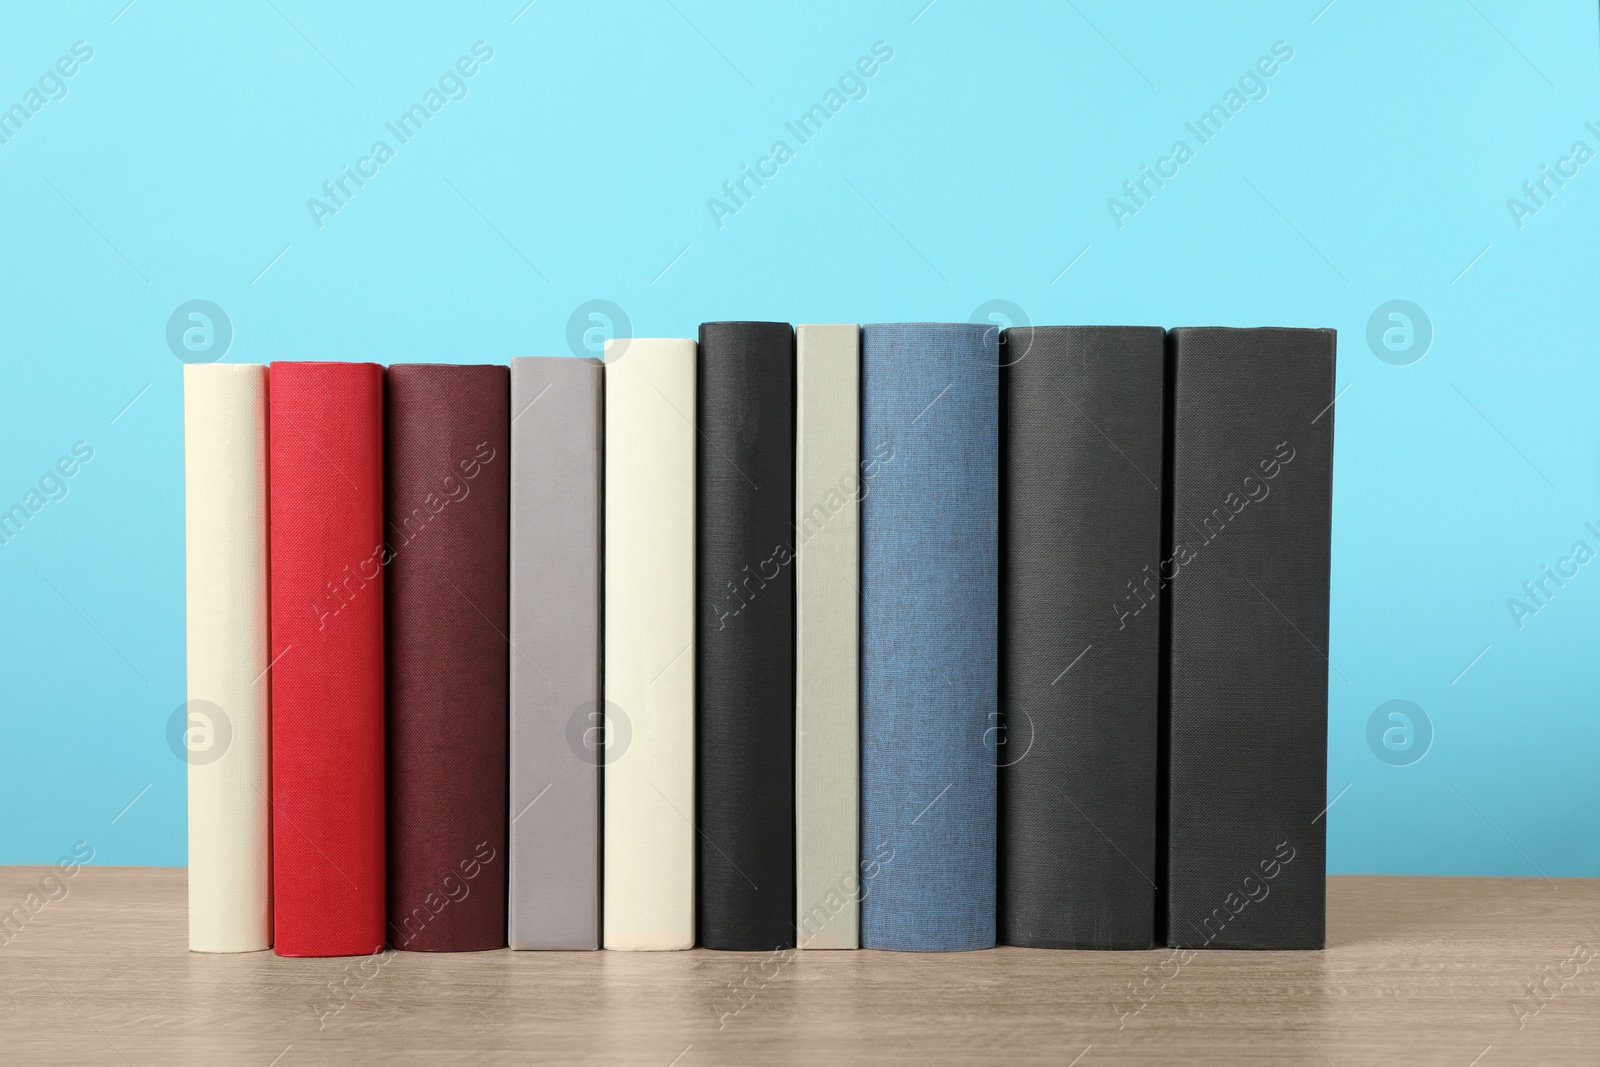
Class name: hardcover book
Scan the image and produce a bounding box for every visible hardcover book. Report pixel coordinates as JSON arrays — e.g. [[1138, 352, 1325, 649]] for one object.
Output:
[[603, 338, 697, 951], [269, 361, 387, 958], [998, 326, 1165, 950], [696, 321, 796, 952], [794, 324, 861, 950], [385, 364, 510, 952], [508, 356, 603, 951], [1164, 327, 1334, 950], [859, 323, 998, 952], [183, 363, 272, 953]]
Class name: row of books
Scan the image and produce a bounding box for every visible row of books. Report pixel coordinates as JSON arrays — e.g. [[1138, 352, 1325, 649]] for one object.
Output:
[[183, 322, 1333, 957]]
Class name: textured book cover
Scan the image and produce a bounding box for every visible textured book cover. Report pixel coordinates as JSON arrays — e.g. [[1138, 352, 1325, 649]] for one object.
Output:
[[603, 337, 697, 951], [385, 364, 510, 952], [183, 363, 272, 953], [269, 361, 386, 958], [1164, 327, 1334, 951], [696, 321, 796, 952], [998, 326, 1164, 950], [794, 324, 860, 950], [859, 322, 998, 952], [508, 355, 602, 951]]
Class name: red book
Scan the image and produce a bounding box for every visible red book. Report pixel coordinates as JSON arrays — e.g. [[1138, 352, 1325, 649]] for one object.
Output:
[[385, 364, 509, 951], [269, 361, 387, 958]]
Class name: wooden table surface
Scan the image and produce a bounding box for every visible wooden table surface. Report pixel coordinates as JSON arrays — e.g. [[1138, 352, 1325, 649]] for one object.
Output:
[[1, 868, 1596, 1065]]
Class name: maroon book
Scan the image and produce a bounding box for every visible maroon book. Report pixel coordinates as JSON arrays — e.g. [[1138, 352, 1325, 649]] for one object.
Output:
[[384, 364, 510, 951]]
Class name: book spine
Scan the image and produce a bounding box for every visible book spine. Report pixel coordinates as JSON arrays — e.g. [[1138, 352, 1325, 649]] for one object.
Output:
[[794, 324, 860, 950], [384, 364, 510, 952], [859, 322, 998, 952], [603, 338, 697, 950], [696, 321, 796, 951], [268, 361, 387, 958], [508, 356, 603, 950], [183, 363, 272, 953], [1164, 327, 1334, 950], [998, 326, 1164, 949]]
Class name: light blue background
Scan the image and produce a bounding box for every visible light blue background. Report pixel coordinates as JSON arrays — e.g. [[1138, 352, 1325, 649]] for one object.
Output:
[[1, 1, 1596, 875]]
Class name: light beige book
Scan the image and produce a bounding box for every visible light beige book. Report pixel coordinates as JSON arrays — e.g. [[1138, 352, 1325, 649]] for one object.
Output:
[[603, 338, 697, 950], [183, 363, 272, 953]]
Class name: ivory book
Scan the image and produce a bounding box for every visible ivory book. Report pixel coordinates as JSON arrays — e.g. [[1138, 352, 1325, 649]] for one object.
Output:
[[603, 338, 697, 951], [183, 363, 272, 953]]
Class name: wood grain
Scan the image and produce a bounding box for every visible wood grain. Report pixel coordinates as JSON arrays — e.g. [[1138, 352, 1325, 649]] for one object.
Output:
[[0, 868, 1596, 1065]]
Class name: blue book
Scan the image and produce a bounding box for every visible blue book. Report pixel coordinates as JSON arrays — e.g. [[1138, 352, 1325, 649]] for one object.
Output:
[[859, 322, 998, 951]]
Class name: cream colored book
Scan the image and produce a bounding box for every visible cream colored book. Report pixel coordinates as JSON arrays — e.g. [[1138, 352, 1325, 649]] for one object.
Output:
[[794, 325, 861, 949], [183, 363, 272, 953], [603, 338, 696, 950]]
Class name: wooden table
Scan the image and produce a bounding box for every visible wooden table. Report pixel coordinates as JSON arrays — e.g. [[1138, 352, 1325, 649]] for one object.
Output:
[[2, 868, 1596, 1065]]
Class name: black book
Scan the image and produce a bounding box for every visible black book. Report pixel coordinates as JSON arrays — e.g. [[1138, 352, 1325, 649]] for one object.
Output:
[[696, 320, 797, 951], [999, 325, 1165, 949], [1163, 327, 1334, 950]]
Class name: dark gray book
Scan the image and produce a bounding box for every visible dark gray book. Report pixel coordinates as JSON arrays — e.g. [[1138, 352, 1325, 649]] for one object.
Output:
[[508, 356, 603, 950], [999, 325, 1164, 949], [696, 321, 796, 951], [1164, 327, 1334, 950]]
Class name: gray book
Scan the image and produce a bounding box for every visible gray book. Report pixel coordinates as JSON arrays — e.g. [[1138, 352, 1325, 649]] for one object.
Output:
[[508, 356, 603, 950]]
